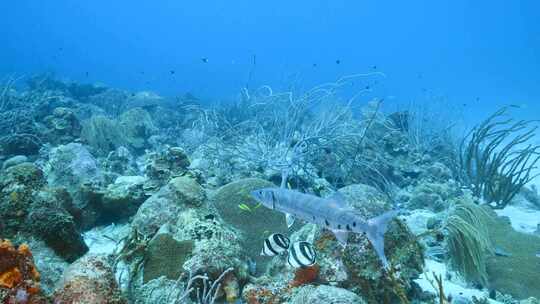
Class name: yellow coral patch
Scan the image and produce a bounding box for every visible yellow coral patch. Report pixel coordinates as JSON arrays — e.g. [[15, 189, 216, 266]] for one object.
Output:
[[0, 267, 22, 288], [0, 239, 13, 249], [18, 243, 32, 257]]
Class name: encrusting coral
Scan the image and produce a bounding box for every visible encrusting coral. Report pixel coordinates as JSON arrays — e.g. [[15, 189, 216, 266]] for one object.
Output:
[[0, 239, 48, 303]]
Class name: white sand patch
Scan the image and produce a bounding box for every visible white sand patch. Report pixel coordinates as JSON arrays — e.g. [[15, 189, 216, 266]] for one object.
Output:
[[415, 259, 501, 303], [495, 205, 540, 234], [83, 223, 132, 291], [83, 223, 130, 255]]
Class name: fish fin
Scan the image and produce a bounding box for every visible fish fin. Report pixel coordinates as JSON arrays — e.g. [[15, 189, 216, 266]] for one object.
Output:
[[332, 230, 349, 246], [365, 210, 399, 269], [285, 213, 295, 228], [327, 191, 347, 208]]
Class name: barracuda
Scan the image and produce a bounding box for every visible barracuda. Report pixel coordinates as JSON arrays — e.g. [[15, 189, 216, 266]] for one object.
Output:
[[251, 187, 398, 269]]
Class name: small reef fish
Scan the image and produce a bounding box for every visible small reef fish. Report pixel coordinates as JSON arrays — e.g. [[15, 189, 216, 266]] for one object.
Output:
[[287, 241, 316, 268], [261, 233, 290, 256], [251, 188, 398, 268]]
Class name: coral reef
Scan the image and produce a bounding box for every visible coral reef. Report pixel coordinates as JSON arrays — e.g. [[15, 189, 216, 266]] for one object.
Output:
[[0, 240, 48, 303], [2, 76, 540, 304]]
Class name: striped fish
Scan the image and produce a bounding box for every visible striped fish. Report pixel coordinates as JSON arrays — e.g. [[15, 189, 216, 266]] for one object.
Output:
[[287, 241, 316, 268], [261, 233, 290, 256]]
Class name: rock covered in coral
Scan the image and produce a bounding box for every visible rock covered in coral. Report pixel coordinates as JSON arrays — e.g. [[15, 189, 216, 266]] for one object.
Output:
[[213, 178, 291, 274], [130, 191, 246, 302], [118, 108, 157, 152], [102, 146, 138, 183], [338, 183, 392, 216], [102, 175, 148, 221], [0, 240, 49, 304], [0, 107, 44, 156], [174, 209, 248, 288], [43, 143, 107, 229], [1, 155, 29, 171], [43, 107, 82, 144], [53, 254, 126, 304], [143, 146, 191, 191], [81, 115, 127, 155], [142, 225, 194, 283], [0, 163, 47, 237], [125, 91, 164, 109], [85, 88, 130, 117], [45, 143, 103, 193], [0, 161, 88, 262], [132, 176, 205, 236], [27, 190, 88, 262], [131, 276, 186, 304], [290, 285, 367, 304], [400, 180, 461, 212]]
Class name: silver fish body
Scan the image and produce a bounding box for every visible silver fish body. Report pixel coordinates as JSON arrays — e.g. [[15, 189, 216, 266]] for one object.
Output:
[[251, 187, 398, 268]]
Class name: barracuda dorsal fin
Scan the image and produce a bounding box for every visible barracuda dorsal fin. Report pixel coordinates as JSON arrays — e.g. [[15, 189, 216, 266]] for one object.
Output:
[[285, 213, 295, 228]]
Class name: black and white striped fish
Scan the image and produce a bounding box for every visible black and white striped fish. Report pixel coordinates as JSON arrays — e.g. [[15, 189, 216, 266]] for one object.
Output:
[[287, 241, 316, 268], [261, 233, 290, 256]]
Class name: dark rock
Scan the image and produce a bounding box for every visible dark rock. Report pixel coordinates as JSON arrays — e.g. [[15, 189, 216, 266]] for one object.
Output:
[[0, 163, 46, 237], [27, 191, 88, 262], [102, 176, 148, 222], [132, 176, 205, 237]]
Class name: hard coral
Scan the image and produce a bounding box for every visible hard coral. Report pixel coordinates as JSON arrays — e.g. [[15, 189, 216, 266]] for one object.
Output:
[[0, 240, 47, 303]]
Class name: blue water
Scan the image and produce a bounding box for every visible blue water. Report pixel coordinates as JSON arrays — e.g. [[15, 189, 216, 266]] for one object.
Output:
[[1, 1, 539, 120]]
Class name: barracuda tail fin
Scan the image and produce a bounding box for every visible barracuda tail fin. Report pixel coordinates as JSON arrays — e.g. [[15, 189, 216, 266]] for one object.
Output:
[[365, 210, 399, 269]]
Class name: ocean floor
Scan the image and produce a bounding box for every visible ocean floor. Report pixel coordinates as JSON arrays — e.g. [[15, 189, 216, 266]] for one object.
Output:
[[415, 259, 499, 304], [496, 202, 540, 234]]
